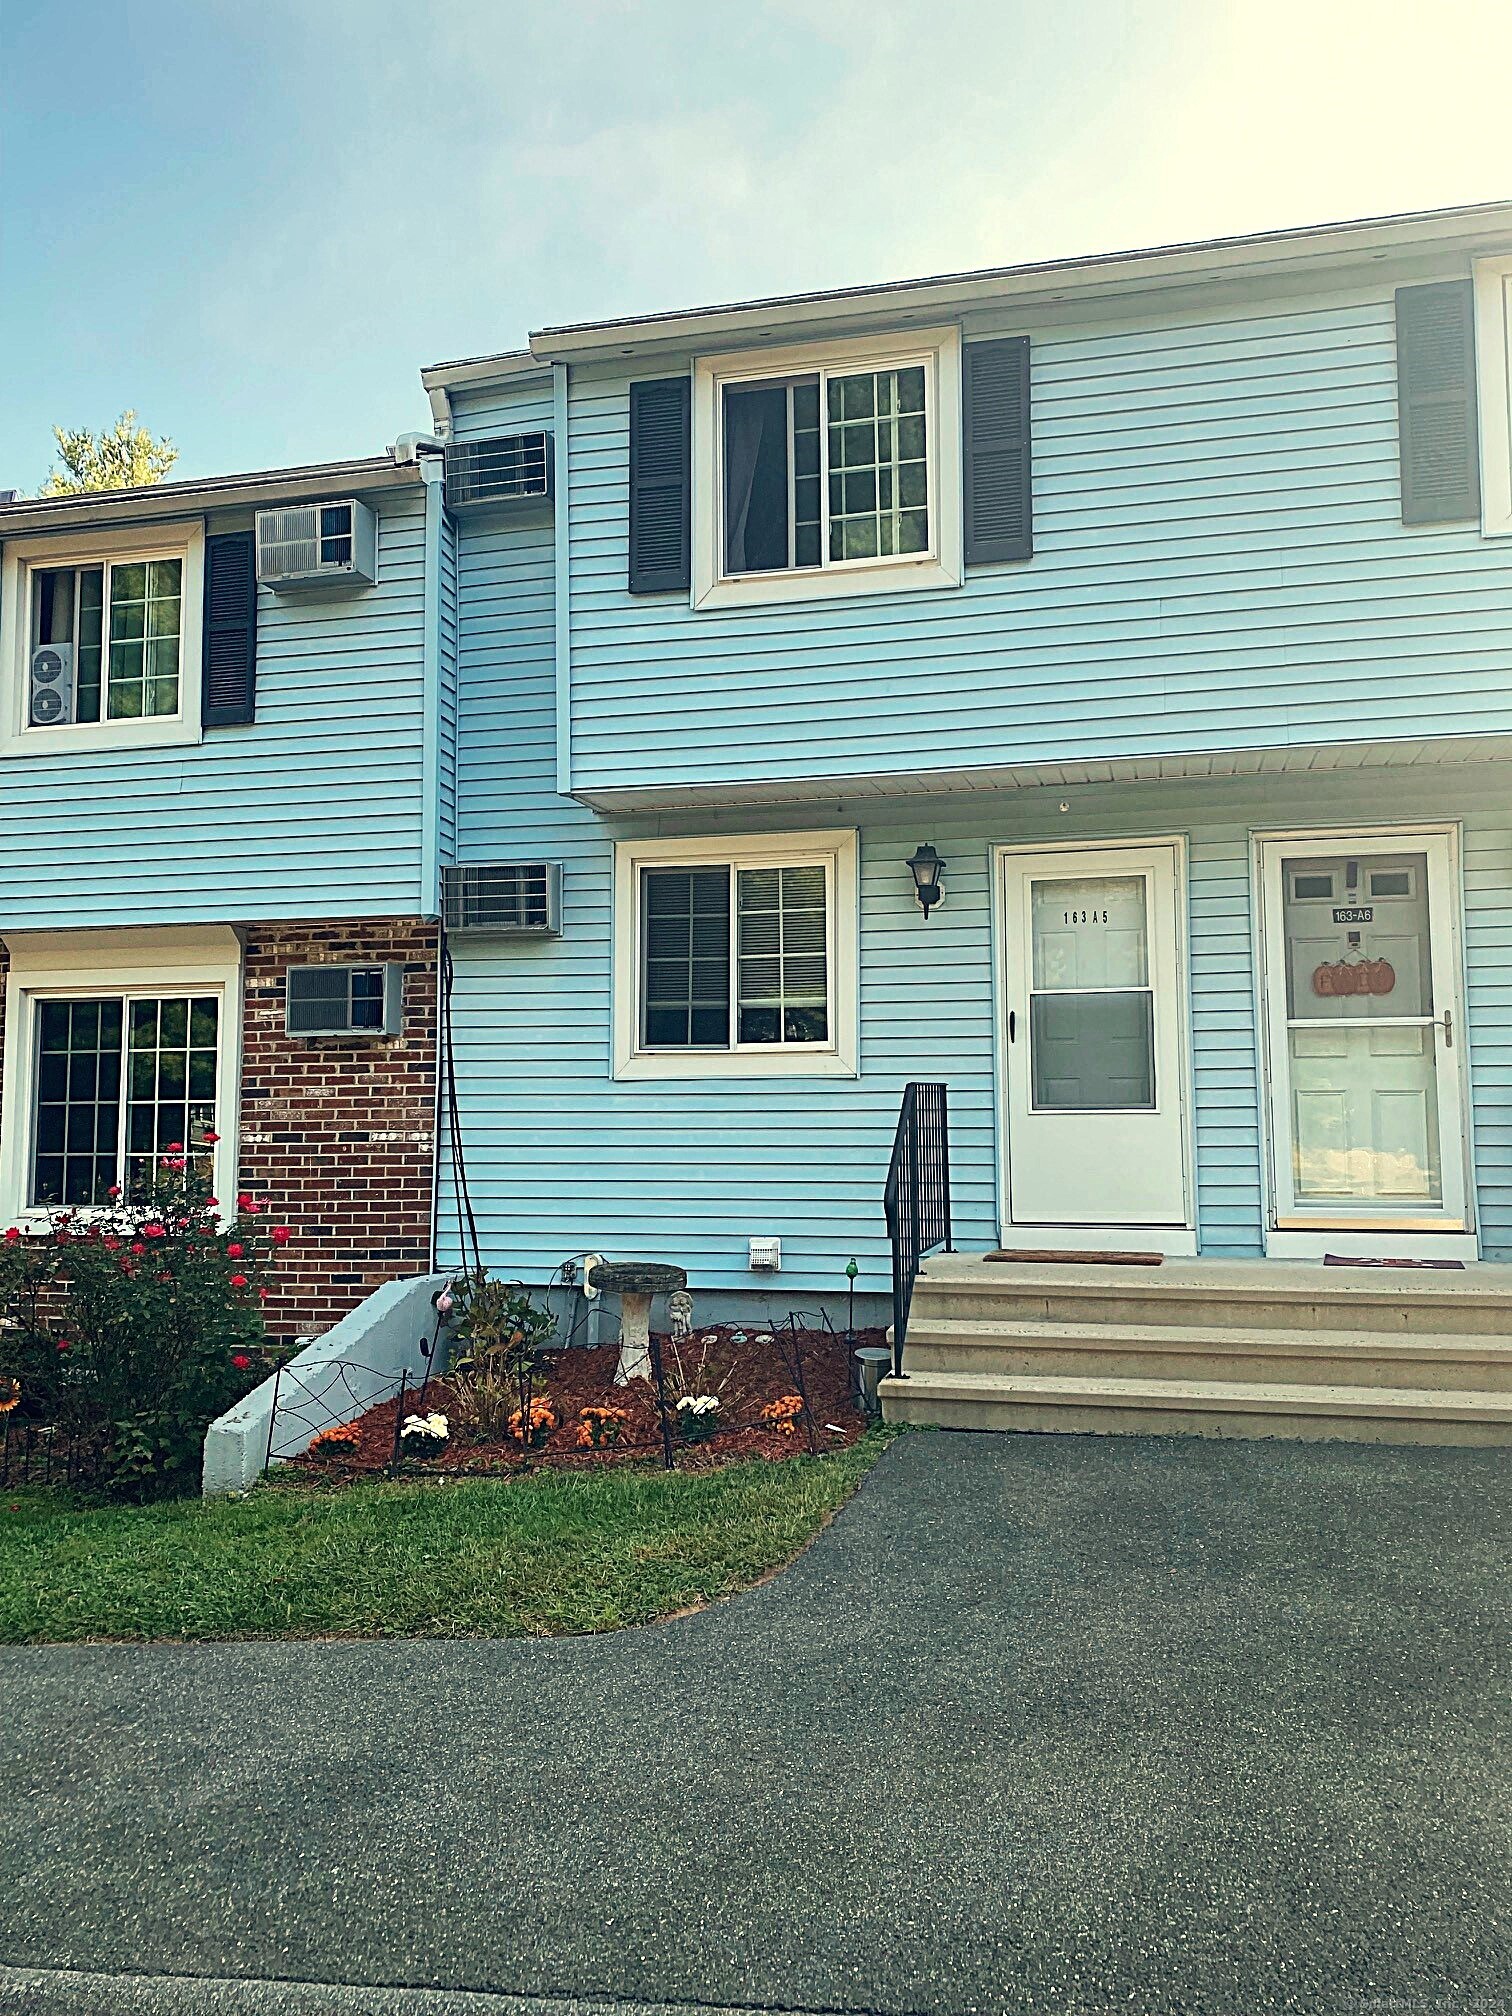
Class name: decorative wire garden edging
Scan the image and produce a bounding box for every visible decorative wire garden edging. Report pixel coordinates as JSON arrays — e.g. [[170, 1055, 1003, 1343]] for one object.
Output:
[[263, 1303, 448, 1479], [259, 1278, 870, 1483], [0, 1414, 109, 1489]]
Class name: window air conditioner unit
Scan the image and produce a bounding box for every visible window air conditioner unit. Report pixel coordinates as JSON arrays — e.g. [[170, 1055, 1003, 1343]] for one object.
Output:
[[442, 863, 562, 935], [29, 642, 75, 726], [255, 499, 377, 589], [443, 433, 553, 512], [285, 963, 403, 1038]]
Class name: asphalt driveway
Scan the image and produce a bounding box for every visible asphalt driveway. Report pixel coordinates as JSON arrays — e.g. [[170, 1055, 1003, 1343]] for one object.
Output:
[[1, 1431, 1509, 2016]]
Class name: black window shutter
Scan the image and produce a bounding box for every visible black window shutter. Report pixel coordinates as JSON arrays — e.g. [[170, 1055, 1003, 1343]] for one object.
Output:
[[1396, 281, 1480, 526], [201, 530, 258, 725], [628, 377, 691, 593], [964, 335, 1032, 565]]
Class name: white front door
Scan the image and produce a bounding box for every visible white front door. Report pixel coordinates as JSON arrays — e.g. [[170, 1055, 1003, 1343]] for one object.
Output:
[[1001, 843, 1191, 1231], [1259, 832, 1469, 1233]]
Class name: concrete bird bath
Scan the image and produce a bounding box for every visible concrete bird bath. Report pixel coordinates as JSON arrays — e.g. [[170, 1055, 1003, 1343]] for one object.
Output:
[[589, 1260, 688, 1385]]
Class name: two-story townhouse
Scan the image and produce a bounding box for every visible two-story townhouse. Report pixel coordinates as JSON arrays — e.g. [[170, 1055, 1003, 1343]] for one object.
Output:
[[424, 201, 1512, 1436], [0, 449, 454, 1346]]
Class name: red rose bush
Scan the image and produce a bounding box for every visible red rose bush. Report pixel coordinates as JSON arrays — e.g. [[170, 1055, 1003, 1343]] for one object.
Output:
[[0, 1150, 290, 1498]]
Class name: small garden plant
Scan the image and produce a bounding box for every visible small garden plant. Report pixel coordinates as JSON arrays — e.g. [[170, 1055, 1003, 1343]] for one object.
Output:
[[446, 1272, 557, 1447], [0, 1146, 289, 1499]]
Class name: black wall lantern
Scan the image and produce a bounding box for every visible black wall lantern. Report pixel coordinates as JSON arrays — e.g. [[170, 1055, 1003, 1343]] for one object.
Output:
[[906, 843, 946, 918]]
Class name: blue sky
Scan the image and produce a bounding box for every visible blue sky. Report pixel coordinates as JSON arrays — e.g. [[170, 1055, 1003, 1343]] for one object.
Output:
[[2, 0, 1508, 491]]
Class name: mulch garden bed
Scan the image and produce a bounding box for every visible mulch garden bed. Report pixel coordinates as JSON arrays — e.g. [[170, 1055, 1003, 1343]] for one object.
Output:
[[289, 1321, 888, 1482]]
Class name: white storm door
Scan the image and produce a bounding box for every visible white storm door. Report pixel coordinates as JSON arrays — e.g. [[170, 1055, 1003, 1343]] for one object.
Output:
[[1260, 834, 1468, 1230], [1003, 844, 1190, 1228]]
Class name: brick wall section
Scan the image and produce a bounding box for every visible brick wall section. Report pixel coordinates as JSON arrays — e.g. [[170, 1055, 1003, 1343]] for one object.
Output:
[[238, 920, 440, 1347]]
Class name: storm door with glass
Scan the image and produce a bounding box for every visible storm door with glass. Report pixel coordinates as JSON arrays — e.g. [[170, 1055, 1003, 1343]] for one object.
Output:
[[1259, 834, 1467, 1230], [1002, 843, 1190, 1229]]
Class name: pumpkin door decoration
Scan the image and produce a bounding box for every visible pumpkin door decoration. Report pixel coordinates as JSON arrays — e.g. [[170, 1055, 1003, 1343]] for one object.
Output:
[[1311, 958, 1396, 998]]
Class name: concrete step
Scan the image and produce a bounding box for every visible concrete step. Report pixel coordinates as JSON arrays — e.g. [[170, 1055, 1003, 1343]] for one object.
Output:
[[880, 1369, 1512, 1447], [901, 1317, 1512, 1391], [911, 1256, 1512, 1337]]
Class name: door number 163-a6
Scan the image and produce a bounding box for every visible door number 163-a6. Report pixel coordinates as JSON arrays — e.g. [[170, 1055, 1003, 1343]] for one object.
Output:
[[1063, 908, 1110, 924]]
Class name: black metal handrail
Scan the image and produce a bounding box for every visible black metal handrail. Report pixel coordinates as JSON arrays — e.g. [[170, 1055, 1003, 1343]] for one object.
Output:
[[883, 1082, 952, 1377]]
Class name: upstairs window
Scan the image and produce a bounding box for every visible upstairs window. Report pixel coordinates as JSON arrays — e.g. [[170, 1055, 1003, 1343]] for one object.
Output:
[[0, 520, 204, 755], [692, 328, 962, 611], [723, 361, 931, 578], [29, 556, 183, 725]]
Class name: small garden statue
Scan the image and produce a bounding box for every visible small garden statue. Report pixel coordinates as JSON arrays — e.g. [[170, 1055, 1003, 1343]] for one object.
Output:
[[667, 1288, 694, 1345]]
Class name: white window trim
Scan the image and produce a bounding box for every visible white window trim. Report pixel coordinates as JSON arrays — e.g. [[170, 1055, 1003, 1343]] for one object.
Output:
[[613, 828, 858, 1080], [0, 926, 243, 1229], [691, 326, 962, 611], [0, 518, 205, 757], [1475, 257, 1512, 540]]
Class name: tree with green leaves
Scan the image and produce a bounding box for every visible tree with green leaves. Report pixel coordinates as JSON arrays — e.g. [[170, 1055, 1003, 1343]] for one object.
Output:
[[40, 411, 177, 496]]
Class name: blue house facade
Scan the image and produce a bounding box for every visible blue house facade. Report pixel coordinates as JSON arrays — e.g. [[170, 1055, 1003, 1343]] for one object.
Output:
[[425, 201, 1512, 1315], [0, 451, 450, 1342], [6, 201, 1512, 1352]]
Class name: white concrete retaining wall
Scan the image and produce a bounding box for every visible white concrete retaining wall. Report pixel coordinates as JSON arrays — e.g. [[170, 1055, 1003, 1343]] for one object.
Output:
[[202, 1271, 451, 1495]]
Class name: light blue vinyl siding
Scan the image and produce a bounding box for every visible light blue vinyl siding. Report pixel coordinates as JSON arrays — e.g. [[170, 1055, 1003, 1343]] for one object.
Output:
[[562, 287, 1512, 794], [437, 274, 1512, 1299], [0, 485, 431, 928], [442, 365, 1512, 1287], [442, 744, 1512, 1291]]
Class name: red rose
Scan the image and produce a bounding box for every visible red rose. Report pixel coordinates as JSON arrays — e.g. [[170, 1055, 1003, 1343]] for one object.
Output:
[[130, 1241, 146, 1256], [258, 1287, 269, 1301], [103, 1236, 120, 1251], [207, 1197, 219, 1209], [166, 1141, 183, 1154], [237, 1193, 253, 1209], [3, 1228, 19, 1243], [230, 1273, 249, 1289], [107, 1185, 121, 1199], [226, 1243, 244, 1259], [55, 1341, 70, 1354], [202, 1130, 220, 1145], [231, 1353, 252, 1370], [271, 1225, 292, 1245], [144, 1224, 165, 1240]]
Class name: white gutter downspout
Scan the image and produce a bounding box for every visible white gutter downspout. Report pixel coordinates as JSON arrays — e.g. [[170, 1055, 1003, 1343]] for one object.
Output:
[[553, 361, 571, 797], [417, 450, 445, 916]]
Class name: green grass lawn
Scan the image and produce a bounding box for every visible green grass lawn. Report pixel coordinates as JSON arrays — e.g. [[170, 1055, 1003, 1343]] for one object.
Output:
[[0, 1436, 892, 1644]]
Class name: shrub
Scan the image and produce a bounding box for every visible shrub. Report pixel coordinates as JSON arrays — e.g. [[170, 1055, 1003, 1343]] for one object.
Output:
[[0, 1151, 288, 1498], [447, 1274, 556, 1443]]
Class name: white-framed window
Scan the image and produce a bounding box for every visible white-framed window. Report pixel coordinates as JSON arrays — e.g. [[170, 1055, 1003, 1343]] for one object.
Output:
[[0, 519, 205, 756], [1475, 256, 1512, 539], [0, 928, 242, 1225], [692, 327, 962, 611], [613, 830, 859, 1079]]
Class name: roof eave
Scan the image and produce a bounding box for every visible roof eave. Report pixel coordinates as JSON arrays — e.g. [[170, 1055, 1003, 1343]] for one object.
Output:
[[527, 200, 1512, 365], [0, 455, 421, 537]]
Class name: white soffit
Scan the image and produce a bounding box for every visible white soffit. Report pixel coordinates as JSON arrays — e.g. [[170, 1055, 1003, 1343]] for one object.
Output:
[[571, 733, 1512, 814]]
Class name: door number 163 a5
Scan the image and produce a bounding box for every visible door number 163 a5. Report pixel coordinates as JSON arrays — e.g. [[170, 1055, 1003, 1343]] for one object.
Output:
[[1062, 908, 1110, 924]]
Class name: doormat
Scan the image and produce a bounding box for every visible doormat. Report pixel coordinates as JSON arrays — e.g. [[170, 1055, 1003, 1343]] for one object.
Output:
[[1323, 1254, 1466, 1270], [986, 1249, 1165, 1266]]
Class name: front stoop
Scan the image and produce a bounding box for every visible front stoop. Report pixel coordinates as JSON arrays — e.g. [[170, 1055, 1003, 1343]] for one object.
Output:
[[880, 1256, 1512, 1446]]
